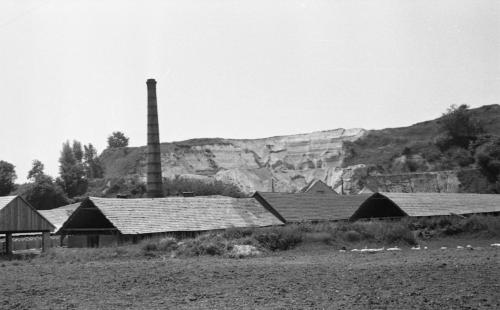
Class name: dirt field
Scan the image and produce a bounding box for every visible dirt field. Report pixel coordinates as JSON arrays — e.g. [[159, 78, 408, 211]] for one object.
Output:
[[1, 239, 499, 310]]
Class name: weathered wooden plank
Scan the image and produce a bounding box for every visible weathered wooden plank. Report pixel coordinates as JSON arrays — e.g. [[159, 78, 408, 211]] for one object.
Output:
[[0, 196, 54, 232]]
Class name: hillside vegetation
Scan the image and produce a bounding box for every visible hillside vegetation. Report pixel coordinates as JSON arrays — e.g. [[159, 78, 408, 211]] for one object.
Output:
[[344, 105, 500, 170], [90, 104, 500, 196], [343, 104, 500, 192]]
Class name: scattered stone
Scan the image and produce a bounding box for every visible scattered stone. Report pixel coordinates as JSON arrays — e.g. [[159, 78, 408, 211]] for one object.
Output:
[[490, 243, 500, 247], [360, 247, 384, 253], [440, 247, 447, 250], [457, 246, 464, 249], [228, 245, 261, 258]]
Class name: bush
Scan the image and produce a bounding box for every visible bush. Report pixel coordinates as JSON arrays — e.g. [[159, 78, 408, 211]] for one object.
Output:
[[157, 237, 178, 251], [163, 176, 246, 198], [142, 241, 158, 252], [253, 226, 303, 251], [343, 230, 362, 242], [176, 234, 228, 256], [222, 227, 255, 239], [412, 215, 500, 238]]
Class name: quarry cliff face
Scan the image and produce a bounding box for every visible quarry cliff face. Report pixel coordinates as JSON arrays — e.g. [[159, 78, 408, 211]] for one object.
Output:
[[100, 128, 366, 193]]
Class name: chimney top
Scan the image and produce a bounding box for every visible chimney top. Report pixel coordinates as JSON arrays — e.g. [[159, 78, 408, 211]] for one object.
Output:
[[146, 79, 156, 84]]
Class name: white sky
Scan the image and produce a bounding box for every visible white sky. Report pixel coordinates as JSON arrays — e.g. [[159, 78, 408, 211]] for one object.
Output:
[[0, 0, 499, 181]]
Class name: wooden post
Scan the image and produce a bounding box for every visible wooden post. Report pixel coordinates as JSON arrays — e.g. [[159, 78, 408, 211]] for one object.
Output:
[[42, 231, 50, 253], [5, 233, 13, 255], [60, 234, 65, 247]]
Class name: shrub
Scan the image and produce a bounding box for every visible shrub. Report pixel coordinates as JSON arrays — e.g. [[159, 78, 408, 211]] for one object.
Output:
[[162, 176, 246, 198], [157, 237, 178, 251], [222, 227, 255, 239], [141, 241, 158, 252], [343, 230, 362, 242], [176, 234, 228, 256], [253, 226, 303, 251]]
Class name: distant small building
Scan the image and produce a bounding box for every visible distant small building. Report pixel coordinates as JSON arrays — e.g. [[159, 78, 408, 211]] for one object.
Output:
[[358, 186, 375, 194], [0, 196, 55, 254], [253, 192, 371, 223], [59, 196, 283, 247], [350, 192, 500, 220], [301, 180, 337, 194]]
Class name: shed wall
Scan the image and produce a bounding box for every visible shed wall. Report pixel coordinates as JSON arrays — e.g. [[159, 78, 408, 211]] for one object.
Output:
[[0, 197, 54, 232]]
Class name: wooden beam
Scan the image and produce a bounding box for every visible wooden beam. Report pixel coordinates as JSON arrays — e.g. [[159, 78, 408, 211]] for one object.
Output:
[[5, 233, 12, 255], [41, 231, 50, 253], [62, 228, 119, 232]]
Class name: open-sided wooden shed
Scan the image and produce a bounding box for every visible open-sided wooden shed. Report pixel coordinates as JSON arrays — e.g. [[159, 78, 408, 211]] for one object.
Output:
[[350, 192, 500, 220], [0, 195, 55, 254]]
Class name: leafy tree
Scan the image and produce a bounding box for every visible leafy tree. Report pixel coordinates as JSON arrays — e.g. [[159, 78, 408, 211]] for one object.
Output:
[[27, 159, 45, 181], [58, 141, 87, 197], [163, 176, 246, 198], [83, 143, 104, 178], [475, 136, 500, 183], [0, 160, 16, 195], [438, 104, 484, 149], [107, 131, 129, 148], [72, 140, 83, 162], [21, 174, 68, 210]]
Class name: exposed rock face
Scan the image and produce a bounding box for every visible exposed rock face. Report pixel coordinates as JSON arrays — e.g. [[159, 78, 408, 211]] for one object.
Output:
[[365, 171, 461, 193], [100, 128, 366, 193]]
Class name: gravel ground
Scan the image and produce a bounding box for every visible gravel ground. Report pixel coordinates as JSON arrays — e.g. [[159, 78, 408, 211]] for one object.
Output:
[[1, 240, 499, 309]]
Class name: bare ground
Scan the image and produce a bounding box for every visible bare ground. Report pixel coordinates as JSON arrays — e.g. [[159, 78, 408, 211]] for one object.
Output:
[[1, 239, 499, 310]]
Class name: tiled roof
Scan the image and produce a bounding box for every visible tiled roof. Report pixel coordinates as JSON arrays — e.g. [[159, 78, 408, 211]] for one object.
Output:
[[358, 187, 375, 194], [300, 180, 337, 194], [0, 196, 16, 210], [254, 192, 371, 222], [380, 192, 500, 217], [39, 203, 80, 233], [65, 196, 283, 235]]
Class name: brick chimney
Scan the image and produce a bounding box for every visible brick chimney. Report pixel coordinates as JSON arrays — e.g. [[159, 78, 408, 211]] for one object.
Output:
[[146, 79, 163, 197]]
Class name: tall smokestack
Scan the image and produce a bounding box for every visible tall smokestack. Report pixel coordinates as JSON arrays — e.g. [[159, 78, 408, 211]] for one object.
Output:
[[146, 79, 163, 198]]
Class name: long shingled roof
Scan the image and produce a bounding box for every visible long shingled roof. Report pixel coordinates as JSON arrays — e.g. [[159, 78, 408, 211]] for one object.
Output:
[[378, 192, 500, 217], [0, 196, 16, 210], [254, 192, 372, 222], [62, 196, 283, 235], [39, 203, 80, 233]]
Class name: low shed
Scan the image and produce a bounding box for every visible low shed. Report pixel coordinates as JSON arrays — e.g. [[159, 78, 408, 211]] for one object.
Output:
[[59, 196, 283, 247], [0, 195, 55, 254], [350, 192, 500, 220], [253, 192, 371, 223]]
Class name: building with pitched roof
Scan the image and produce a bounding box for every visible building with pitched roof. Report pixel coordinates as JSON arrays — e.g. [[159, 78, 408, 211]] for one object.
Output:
[[59, 196, 283, 247], [350, 192, 500, 220], [253, 192, 371, 223], [39, 203, 79, 234], [300, 180, 337, 194], [0, 195, 55, 254]]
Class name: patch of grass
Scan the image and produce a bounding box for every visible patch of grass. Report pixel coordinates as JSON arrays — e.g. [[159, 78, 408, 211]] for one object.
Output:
[[40, 245, 142, 263], [31, 215, 500, 261], [409, 214, 500, 238]]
